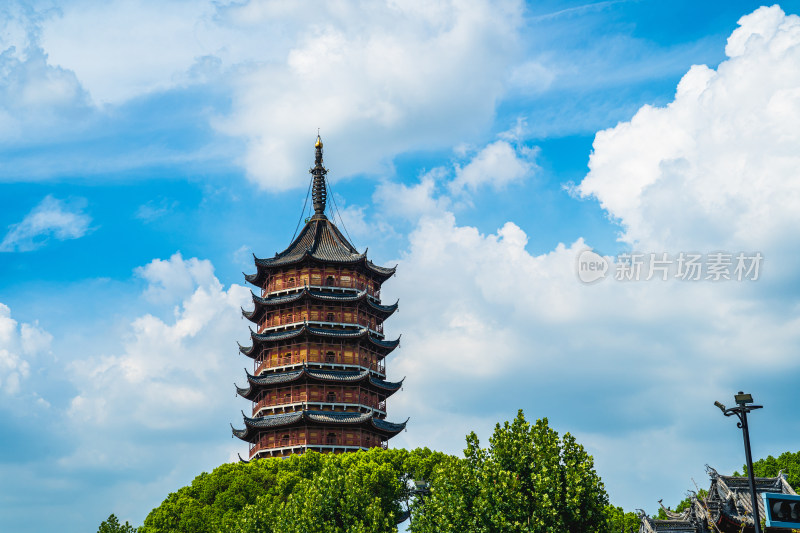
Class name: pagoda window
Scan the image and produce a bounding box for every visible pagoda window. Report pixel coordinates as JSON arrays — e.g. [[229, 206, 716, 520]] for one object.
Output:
[[325, 351, 335, 363], [281, 434, 290, 446], [325, 275, 335, 286], [326, 391, 337, 403], [326, 312, 335, 322], [326, 432, 337, 445]]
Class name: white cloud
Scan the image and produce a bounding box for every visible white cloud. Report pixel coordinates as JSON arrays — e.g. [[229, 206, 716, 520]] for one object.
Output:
[[214, 0, 525, 190], [374, 167, 450, 221], [135, 252, 218, 305], [0, 4, 93, 143], [384, 207, 800, 511], [449, 139, 536, 194], [385, 6, 800, 510], [577, 6, 800, 255], [0, 303, 52, 396], [0, 46, 92, 142], [507, 59, 556, 94], [135, 198, 178, 222], [374, 134, 535, 222], [4, 1, 532, 187], [38, 1, 220, 105], [0, 195, 92, 252], [66, 254, 250, 467]]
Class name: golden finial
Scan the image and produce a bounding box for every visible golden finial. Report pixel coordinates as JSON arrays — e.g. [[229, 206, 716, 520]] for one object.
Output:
[[315, 130, 322, 148]]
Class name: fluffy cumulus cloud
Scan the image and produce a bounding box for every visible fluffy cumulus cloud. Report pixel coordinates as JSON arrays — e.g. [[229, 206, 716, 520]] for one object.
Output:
[[449, 140, 536, 194], [3, 0, 530, 186], [374, 132, 536, 222], [578, 6, 800, 256], [0, 303, 52, 395], [0, 5, 93, 143], [214, 0, 524, 190], [38, 1, 220, 104], [386, 206, 800, 511], [381, 6, 800, 508], [135, 252, 219, 305], [0, 195, 92, 252], [66, 254, 250, 469]]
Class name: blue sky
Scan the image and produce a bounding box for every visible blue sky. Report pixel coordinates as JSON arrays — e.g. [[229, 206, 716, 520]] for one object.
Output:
[[2, 1, 800, 531]]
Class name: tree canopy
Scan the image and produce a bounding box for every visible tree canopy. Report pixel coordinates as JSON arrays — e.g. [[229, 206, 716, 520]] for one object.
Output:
[[104, 411, 634, 532], [139, 447, 445, 533], [408, 410, 609, 533], [98, 514, 138, 533], [736, 450, 800, 490]]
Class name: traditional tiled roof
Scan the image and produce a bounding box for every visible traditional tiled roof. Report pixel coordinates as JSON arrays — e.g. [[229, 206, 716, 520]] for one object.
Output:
[[238, 324, 400, 357], [641, 466, 798, 533], [243, 217, 396, 287], [242, 288, 398, 323], [235, 366, 404, 400], [231, 409, 408, 441], [639, 517, 699, 533]]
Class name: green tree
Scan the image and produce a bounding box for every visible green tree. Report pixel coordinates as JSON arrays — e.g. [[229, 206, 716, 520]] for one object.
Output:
[[98, 514, 139, 533], [140, 447, 447, 533], [604, 505, 639, 532], [409, 410, 609, 533], [736, 450, 800, 491]]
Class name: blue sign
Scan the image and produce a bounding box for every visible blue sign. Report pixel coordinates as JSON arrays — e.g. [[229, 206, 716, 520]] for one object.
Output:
[[763, 491, 800, 528]]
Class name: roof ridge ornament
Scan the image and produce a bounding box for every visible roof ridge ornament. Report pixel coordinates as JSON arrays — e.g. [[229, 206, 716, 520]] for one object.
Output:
[[310, 134, 328, 218]]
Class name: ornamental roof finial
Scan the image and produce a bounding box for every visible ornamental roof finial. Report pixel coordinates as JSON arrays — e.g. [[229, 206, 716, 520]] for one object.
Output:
[[310, 133, 327, 218]]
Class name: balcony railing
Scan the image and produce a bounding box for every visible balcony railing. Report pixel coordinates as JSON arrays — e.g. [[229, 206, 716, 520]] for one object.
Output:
[[252, 397, 384, 415], [263, 280, 380, 300], [249, 437, 386, 456], [254, 357, 385, 377], [257, 314, 383, 334]]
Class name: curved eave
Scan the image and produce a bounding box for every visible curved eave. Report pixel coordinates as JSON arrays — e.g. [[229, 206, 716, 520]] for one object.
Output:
[[241, 307, 257, 321], [232, 423, 249, 440], [238, 341, 256, 357], [371, 417, 408, 437], [236, 383, 252, 397], [235, 410, 407, 440], [244, 325, 399, 355], [365, 298, 399, 317], [365, 260, 397, 282], [252, 219, 363, 268], [246, 255, 394, 288], [244, 217, 396, 287], [369, 375, 404, 394], [237, 368, 403, 400], [244, 289, 398, 324]]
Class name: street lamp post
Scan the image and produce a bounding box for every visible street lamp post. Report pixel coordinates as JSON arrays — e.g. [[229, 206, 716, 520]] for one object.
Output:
[[714, 391, 764, 533]]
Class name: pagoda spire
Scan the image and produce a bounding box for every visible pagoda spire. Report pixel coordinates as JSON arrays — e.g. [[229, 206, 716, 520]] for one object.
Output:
[[310, 134, 328, 219]]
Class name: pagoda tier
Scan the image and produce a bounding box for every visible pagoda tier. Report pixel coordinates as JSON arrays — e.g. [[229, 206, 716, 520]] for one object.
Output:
[[233, 135, 407, 460], [242, 288, 398, 332], [232, 410, 407, 459], [243, 218, 396, 290], [239, 324, 400, 358], [235, 366, 403, 417]]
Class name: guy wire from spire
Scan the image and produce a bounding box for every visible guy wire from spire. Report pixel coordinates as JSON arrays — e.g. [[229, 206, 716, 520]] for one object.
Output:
[[325, 175, 356, 250], [290, 176, 313, 243]]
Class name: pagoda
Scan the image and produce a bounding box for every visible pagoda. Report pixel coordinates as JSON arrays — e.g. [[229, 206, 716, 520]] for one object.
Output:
[[232, 135, 407, 459]]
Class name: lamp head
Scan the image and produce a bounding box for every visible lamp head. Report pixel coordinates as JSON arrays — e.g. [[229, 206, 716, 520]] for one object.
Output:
[[735, 391, 754, 406]]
